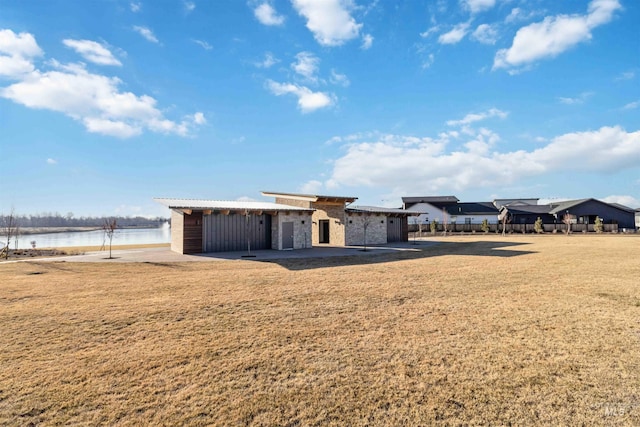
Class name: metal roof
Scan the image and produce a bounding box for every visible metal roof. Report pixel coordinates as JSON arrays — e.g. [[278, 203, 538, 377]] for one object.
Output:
[[346, 205, 419, 216], [402, 196, 459, 205], [443, 202, 499, 216], [261, 191, 358, 203], [501, 204, 553, 215], [154, 198, 314, 212]]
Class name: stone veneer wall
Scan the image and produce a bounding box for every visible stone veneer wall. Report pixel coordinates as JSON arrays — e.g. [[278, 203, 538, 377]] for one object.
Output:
[[275, 197, 312, 209], [170, 210, 184, 254], [271, 212, 313, 250], [311, 202, 347, 246], [345, 213, 387, 246]]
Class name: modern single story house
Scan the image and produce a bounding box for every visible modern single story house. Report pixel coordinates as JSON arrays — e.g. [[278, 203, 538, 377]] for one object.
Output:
[[155, 198, 314, 254], [156, 193, 416, 254]]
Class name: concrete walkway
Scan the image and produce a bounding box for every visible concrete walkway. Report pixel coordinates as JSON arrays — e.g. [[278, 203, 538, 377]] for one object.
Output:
[[27, 241, 438, 263]]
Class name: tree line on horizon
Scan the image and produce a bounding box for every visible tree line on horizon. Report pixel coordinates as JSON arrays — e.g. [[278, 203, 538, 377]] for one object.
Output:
[[0, 212, 168, 228]]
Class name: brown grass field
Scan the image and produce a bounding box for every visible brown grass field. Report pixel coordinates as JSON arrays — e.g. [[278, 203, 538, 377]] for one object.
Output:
[[1, 235, 639, 425]]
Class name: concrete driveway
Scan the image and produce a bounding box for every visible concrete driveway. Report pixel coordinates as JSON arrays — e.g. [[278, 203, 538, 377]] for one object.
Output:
[[28, 241, 438, 263]]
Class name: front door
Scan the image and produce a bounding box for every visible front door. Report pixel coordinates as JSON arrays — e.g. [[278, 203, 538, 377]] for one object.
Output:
[[282, 221, 294, 249], [319, 219, 330, 244]]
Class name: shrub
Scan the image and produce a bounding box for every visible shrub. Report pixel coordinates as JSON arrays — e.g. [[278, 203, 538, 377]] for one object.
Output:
[[534, 217, 544, 234], [594, 216, 603, 233], [430, 220, 438, 234], [480, 219, 490, 233]]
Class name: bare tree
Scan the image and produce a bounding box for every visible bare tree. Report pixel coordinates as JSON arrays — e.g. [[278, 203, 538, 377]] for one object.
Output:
[[242, 209, 256, 258], [2, 207, 19, 259], [442, 208, 449, 237], [362, 214, 372, 251], [410, 216, 419, 244], [562, 212, 575, 235], [102, 218, 117, 259], [498, 208, 511, 236]]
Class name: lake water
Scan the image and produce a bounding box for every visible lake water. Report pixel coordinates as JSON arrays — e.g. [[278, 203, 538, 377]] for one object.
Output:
[[3, 224, 171, 249]]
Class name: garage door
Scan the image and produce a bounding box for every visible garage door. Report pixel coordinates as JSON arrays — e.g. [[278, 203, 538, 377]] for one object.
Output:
[[203, 213, 272, 252]]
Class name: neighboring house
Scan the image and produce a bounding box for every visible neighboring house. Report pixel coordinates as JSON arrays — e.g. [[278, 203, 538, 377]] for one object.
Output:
[[402, 196, 499, 226], [547, 199, 636, 230], [636, 209, 640, 229], [263, 191, 416, 246], [499, 198, 636, 231], [402, 196, 459, 225], [442, 202, 499, 226], [155, 198, 314, 254]]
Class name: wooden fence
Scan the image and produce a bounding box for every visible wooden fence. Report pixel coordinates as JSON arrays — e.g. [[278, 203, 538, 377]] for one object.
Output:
[[408, 223, 624, 234]]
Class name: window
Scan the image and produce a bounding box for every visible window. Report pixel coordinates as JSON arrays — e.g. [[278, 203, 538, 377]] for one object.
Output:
[[464, 218, 472, 225]]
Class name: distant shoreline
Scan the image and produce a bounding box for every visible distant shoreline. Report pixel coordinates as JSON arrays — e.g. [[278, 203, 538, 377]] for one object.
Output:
[[5, 225, 167, 236]]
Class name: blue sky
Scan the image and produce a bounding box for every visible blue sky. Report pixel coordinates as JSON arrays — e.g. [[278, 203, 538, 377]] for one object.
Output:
[[1, 0, 638, 218]]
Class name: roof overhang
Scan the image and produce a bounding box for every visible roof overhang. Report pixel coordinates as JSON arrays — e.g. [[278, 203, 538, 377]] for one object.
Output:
[[154, 198, 314, 215], [261, 191, 357, 204], [346, 206, 419, 216]]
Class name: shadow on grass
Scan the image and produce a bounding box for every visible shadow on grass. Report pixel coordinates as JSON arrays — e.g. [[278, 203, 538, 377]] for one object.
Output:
[[239, 240, 535, 271]]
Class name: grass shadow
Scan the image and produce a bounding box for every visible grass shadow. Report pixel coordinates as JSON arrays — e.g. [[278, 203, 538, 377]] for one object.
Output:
[[249, 240, 536, 271]]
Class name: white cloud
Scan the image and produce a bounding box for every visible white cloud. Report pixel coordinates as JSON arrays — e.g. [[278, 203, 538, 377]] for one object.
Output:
[[438, 22, 471, 45], [321, 126, 640, 195], [192, 39, 212, 50], [192, 112, 206, 125], [420, 25, 440, 38], [255, 52, 278, 68], [291, 0, 362, 46], [63, 39, 122, 66], [46, 158, 57, 165], [505, 8, 521, 23], [471, 24, 498, 44], [463, 0, 496, 14], [83, 117, 142, 138], [422, 53, 435, 69], [330, 69, 350, 87], [622, 100, 639, 110], [558, 91, 594, 105], [130, 2, 141, 12], [446, 108, 508, 126], [0, 29, 43, 78], [184, 1, 195, 13], [266, 79, 334, 113], [300, 179, 323, 194], [0, 32, 204, 139], [615, 70, 635, 81], [361, 33, 373, 50], [133, 26, 159, 44], [292, 51, 319, 81], [602, 195, 640, 209], [254, 2, 285, 26], [494, 0, 621, 71]]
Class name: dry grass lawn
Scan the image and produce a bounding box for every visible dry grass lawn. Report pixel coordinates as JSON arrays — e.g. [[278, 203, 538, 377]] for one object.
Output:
[[1, 235, 639, 425]]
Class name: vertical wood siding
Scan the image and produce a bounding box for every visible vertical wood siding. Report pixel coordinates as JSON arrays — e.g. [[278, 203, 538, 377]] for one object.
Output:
[[386, 216, 409, 242], [203, 213, 272, 252], [183, 211, 203, 254]]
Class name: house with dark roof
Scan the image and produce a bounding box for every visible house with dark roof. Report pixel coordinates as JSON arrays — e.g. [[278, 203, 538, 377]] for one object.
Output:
[[499, 198, 636, 232], [402, 196, 499, 227]]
